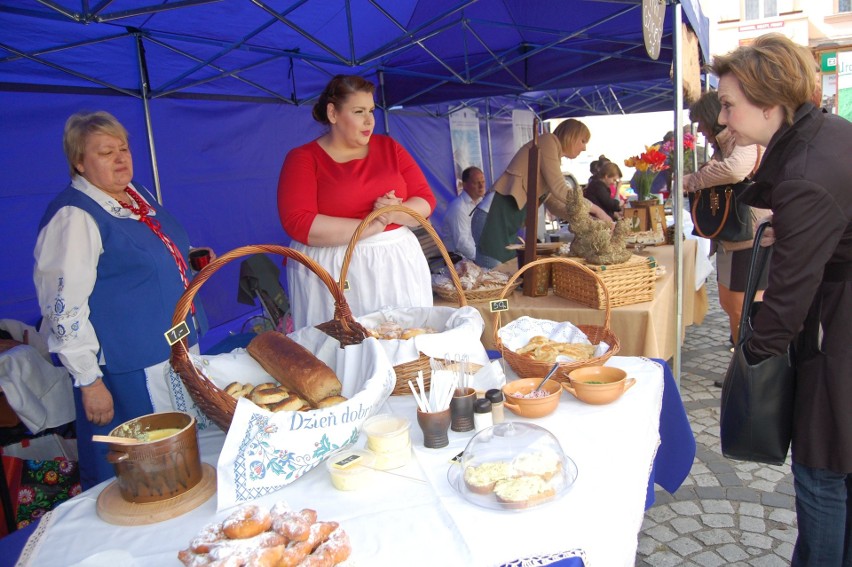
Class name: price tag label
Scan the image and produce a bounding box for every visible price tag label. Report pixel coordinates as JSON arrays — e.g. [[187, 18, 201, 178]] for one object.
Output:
[[489, 299, 509, 313], [164, 321, 190, 346], [332, 453, 363, 470]]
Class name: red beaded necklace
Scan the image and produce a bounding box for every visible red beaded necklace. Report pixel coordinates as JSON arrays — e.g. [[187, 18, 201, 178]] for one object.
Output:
[[117, 186, 194, 312]]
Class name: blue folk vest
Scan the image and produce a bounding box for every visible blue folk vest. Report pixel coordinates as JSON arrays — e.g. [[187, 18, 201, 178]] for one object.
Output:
[[38, 183, 203, 373]]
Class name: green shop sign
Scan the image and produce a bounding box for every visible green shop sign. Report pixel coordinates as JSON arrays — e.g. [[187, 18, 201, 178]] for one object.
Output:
[[822, 52, 837, 73]]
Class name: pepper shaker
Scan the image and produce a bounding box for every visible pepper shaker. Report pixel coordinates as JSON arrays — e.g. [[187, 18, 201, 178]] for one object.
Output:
[[485, 389, 505, 424], [473, 398, 493, 432]]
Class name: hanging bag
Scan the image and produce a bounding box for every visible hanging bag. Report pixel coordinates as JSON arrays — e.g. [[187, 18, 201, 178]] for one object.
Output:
[[720, 222, 796, 464], [689, 180, 753, 241]]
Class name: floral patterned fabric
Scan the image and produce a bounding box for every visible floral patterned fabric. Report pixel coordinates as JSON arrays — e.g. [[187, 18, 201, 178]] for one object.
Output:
[[3, 457, 81, 531]]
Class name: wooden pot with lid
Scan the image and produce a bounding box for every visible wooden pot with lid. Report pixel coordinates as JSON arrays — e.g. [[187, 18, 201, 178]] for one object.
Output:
[[106, 411, 202, 503]]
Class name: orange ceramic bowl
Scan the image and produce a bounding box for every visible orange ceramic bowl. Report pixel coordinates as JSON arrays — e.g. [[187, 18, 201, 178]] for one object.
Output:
[[563, 366, 635, 405], [502, 378, 563, 418]]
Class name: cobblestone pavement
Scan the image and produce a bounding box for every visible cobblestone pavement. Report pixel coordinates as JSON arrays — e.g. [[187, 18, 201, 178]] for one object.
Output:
[[636, 278, 797, 567]]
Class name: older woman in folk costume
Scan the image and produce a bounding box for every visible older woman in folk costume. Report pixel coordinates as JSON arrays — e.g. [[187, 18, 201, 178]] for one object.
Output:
[[34, 111, 206, 488]]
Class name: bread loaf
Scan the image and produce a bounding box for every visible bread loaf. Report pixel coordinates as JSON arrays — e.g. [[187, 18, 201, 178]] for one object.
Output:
[[247, 332, 342, 406]]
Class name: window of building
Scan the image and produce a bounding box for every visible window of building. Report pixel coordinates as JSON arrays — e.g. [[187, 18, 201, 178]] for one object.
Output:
[[744, 0, 779, 20], [840, 0, 851, 13], [745, 0, 759, 20]]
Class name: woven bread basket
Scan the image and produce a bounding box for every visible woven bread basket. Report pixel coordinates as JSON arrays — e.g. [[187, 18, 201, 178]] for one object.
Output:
[[493, 256, 621, 383], [432, 280, 522, 304], [552, 254, 656, 309], [338, 205, 467, 395], [170, 244, 368, 431]]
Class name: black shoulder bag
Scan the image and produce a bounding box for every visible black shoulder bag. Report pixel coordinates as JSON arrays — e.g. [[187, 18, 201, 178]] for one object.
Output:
[[720, 222, 796, 464], [689, 180, 753, 241]]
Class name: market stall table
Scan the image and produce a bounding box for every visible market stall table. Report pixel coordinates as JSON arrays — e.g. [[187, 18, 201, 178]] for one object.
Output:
[[437, 241, 706, 360], [7, 357, 694, 567]]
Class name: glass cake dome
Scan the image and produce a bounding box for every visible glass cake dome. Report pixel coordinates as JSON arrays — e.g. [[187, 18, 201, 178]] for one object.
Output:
[[447, 422, 578, 511]]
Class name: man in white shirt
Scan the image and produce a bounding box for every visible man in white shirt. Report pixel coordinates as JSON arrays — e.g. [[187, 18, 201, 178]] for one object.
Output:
[[441, 166, 487, 260]]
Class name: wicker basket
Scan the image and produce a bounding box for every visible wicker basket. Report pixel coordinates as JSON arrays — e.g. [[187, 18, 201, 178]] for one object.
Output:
[[433, 280, 522, 304], [338, 205, 467, 396], [552, 254, 656, 309], [170, 244, 367, 431], [493, 257, 621, 383]]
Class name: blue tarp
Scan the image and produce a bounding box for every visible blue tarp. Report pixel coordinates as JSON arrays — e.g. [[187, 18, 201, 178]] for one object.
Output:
[[0, 0, 709, 330]]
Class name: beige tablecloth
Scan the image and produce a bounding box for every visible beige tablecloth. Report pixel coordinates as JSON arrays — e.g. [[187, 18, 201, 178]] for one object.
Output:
[[437, 240, 706, 361]]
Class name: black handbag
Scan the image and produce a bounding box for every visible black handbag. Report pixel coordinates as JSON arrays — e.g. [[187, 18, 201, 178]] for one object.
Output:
[[720, 222, 796, 465], [689, 181, 753, 241]]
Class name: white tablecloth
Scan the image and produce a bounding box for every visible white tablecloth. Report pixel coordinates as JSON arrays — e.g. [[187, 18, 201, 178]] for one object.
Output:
[[16, 356, 664, 567]]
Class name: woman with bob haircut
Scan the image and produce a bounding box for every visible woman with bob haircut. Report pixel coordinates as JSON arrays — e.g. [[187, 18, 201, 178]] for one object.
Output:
[[684, 91, 768, 355], [711, 33, 852, 565], [278, 74, 436, 329], [475, 119, 611, 268]]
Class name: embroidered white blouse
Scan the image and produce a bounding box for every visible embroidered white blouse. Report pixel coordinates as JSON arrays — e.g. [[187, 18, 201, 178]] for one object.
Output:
[[33, 176, 156, 387]]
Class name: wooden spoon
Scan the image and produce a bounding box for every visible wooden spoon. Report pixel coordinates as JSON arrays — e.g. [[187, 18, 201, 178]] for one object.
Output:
[[92, 434, 142, 445]]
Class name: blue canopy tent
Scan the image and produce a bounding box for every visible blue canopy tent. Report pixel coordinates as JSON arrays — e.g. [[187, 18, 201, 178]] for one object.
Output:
[[0, 0, 709, 337]]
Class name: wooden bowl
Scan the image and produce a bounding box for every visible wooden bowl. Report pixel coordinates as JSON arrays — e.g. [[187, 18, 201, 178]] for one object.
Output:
[[502, 378, 563, 418], [563, 366, 635, 405]]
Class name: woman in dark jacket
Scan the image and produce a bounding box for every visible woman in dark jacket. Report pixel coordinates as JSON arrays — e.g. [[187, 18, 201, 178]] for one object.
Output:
[[712, 34, 852, 566]]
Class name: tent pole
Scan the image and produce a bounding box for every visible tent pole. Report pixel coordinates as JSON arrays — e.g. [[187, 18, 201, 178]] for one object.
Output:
[[134, 33, 162, 204], [671, 1, 684, 387], [485, 98, 494, 183], [379, 70, 390, 134]]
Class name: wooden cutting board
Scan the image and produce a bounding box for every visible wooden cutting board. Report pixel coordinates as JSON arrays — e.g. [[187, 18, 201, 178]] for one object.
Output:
[[96, 463, 216, 525]]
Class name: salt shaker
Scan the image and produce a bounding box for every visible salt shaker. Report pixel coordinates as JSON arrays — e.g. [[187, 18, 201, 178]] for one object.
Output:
[[485, 389, 505, 424], [473, 398, 493, 432]]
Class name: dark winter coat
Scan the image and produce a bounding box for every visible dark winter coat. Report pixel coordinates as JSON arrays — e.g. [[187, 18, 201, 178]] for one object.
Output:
[[741, 103, 852, 472]]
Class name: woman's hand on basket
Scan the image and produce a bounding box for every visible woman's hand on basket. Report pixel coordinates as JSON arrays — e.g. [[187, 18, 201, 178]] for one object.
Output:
[[81, 378, 115, 426]]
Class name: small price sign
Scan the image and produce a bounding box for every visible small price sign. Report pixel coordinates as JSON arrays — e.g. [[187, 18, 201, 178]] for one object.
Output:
[[164, 321, 190, 346], [489, 299, 509, 313]]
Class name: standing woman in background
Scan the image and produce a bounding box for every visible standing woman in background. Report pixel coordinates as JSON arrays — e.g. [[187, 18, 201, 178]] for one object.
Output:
[[475, 119, 612, 268], [278, 75, 436, 329], [684, 91, 768, 350], [711, 34, 852, 565]]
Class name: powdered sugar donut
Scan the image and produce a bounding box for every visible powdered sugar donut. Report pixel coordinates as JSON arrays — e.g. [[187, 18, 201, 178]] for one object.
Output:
[[222, 504, 272, 539]]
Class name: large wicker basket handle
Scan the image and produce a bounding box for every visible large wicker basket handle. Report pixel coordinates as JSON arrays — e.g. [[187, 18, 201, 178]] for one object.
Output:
[[492, 256, 613, 346], [338, 204, 468, 308], [170, 244, 361, 341]]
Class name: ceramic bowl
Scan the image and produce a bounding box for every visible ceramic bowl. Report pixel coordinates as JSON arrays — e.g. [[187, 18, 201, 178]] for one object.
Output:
[[563, 366, 635, 405], [502, 378, 563, 418]]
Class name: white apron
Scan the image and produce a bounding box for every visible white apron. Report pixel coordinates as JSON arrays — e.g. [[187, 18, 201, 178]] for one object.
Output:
[[287, 226, 433, 330]]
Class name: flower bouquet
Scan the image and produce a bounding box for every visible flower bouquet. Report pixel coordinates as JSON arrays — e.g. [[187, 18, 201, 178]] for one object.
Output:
[[624, 145, 669, 201], [660, 132, 697, 174]]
